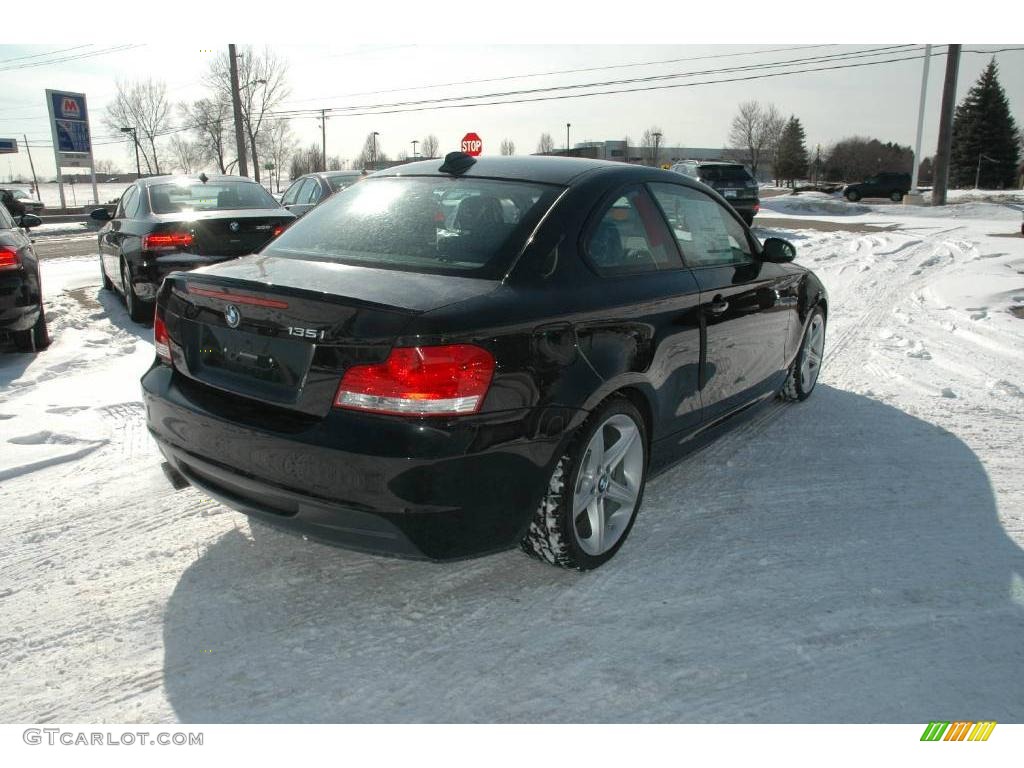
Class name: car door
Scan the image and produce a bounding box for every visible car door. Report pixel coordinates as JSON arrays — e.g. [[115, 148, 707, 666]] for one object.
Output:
[[648, 182, 792, 423], [100, 185, 137, 280], [576, 184, 704, 439], [281, 178, 315, 217]]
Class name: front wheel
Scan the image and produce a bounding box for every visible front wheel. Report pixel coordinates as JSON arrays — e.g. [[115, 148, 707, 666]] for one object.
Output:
[[521, 396, 647, 570], [781, 307, 826, 401], [890, 190, 904, 202], [13, 306, 50, 352], [845, 190, 861, 202]]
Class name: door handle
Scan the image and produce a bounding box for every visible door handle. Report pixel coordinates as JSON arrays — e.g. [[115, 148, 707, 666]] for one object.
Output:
[[705, 297, 729, 316]]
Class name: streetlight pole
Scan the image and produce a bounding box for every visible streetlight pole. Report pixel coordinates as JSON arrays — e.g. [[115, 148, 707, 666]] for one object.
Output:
[[566, 123, 571, 155], [412, 140, 418, 159], [120, 126, 141, 178], [975, 153, 997, 189], [909, 44, 932, 198], [371, 132, 379, 169], [652, 132, 662, 167]]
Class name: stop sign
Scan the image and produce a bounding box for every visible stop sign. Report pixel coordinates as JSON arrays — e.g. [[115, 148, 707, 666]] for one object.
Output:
[[461, 132, 483, 156]]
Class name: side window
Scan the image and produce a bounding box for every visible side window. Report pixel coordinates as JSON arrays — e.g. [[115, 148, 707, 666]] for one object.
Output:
[[281, 178, 308, 206], [0, 203, 14, 229], [118, 186, 139, 219], [302, 180, 322, 205], [584, 185, 682, 276], [648, 183, 754, 268]]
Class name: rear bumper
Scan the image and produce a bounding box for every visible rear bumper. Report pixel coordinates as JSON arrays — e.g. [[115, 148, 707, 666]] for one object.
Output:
[[142, 364, 578, 560], [134, 255, 237, 300]]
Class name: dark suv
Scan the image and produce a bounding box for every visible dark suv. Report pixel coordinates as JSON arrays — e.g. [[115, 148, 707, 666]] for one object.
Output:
[[670, 160, 760, 225], [843, 172, 911, 202]]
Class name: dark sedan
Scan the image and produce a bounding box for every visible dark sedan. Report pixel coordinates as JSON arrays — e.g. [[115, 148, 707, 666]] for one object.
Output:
[[143, 153, 827, 569], [0, 188, 45, 215], [0, 207, 48, 352], [91, 175, 295, 323], [279, 170, 365, 217]]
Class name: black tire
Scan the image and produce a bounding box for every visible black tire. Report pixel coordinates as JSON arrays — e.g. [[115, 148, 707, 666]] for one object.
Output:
[[890, 190, 904, 202], [781, 306, 826, 402], [101, 255, 113, 290], [520, 395, 648, 570], [12, 306, 50, 352], [845, 190, 861, 202], [121, 258, 152, 324]]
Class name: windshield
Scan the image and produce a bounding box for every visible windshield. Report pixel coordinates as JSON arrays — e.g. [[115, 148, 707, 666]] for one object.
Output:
[[270, 176, 563, 277], [11, 190, 30, 200], [148, 181, 279, 214], [698, 165, 752, 183]]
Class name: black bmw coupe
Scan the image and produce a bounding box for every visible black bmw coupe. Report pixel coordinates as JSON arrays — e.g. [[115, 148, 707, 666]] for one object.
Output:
[[143, 153, 827, 569]]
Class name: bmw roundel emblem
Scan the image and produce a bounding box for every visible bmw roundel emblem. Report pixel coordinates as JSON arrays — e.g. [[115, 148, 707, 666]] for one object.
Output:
[[229, 221, 240, 233], [224, 304, 241, 328]]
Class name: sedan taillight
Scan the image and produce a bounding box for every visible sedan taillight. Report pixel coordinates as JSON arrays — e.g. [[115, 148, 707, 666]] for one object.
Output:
[[143, 232, 193, 251], [0, 247, 20, 271], [154, 311, 172, 365], [334, 344, 495, 417]]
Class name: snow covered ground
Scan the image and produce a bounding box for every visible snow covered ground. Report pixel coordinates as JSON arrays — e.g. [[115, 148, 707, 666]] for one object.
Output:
[[1, 201, 1023, 723]]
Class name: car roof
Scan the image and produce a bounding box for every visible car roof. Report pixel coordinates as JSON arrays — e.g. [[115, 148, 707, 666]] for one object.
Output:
[[136, 174, 263, 188], [372, 155, 680, 186]]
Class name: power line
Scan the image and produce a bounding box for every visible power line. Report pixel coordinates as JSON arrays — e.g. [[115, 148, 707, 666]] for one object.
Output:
[[0, 44, 93, 65], [0, 44, 144, 73]]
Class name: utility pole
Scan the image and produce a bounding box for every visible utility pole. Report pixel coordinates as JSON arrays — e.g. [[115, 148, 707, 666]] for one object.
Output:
[[319, 109, 327, 170], [975, 153, 997, 189], [411, 139, 418, 159], [228, 44, 249, 178], [566, 123, 571, 155], [908, 44, 932, 198], [931, 44, 961, 206], [23, 134, 40, 201], [653, 131, 663, 167], [371, 132, 379, 169]]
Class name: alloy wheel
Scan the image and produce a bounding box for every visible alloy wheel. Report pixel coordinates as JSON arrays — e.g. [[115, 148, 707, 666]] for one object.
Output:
[[572, 413, 644, 556], [800, 314, 825, 391]]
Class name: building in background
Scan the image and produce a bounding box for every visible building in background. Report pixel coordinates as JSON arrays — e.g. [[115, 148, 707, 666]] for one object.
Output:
[[534, 140, 773, 180]]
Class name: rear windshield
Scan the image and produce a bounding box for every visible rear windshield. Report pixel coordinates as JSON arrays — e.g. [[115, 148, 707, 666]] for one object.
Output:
[[326, 174, 363, 192], [698, 165, 753, 183], [148, 181, 279, 214], [269, 176, 563, 277]]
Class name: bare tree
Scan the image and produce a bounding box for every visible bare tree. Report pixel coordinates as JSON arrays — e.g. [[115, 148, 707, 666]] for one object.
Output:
[[94, 159, 121, 176], [640, 126, 665, 167], [536, 133, 555, 154], [327, 156, 346, 171], [104, 79, 173, 175], [500, 138, 515, 156], [354, 132, 390, 169], [258, 118, 297, 192], [205, 46, 290, 183], [397, 150, 409, 161], [181, 98, 235, 174], [728, 100, 785, 178], [168, 135, 204, 174], [289, 143, 325, 179], [420, 134, 440, 159]]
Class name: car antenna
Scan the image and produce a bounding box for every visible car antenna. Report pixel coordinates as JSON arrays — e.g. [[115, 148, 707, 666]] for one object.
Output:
[[198, 172, 209, 184], [438, 151, 476, 175]]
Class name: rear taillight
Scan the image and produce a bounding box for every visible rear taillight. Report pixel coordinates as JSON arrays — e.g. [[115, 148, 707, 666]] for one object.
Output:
[[0, 247, 19, 271], [334, 344, 494, 417], [272, 224, 286, 237], [143, 232, 193, 251], [153, 312, 172, 365]]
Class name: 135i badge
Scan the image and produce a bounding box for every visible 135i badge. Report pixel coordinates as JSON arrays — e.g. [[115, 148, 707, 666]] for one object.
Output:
[[287, 326, 325, 340]]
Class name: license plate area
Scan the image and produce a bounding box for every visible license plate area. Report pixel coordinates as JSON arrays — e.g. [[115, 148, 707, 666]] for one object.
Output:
[[724, 189, 738, 198], [192, 324, 313, 403]]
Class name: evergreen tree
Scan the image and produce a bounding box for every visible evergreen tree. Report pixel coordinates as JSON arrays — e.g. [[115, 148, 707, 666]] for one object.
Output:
[[950, 58, 1021, 188], [773, 116, 809, 187]]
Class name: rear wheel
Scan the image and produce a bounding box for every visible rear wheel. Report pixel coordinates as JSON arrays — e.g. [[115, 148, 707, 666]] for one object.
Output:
[[12, 306, 50, 352], [845, 190, 861, 202], [101, 256, 113, 290], [520, 396, 647, 570], [121, 258, 152, 324], [781, 307, 826, 401]]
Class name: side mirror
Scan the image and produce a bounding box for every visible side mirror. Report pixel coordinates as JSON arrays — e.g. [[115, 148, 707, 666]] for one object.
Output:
[[18, 213, 42, 229], [761, 237, 796, 263], [90, 208, 112, 222]]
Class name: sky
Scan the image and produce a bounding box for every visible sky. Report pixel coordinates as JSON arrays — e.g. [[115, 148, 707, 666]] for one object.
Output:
[[1, 43, 1022, 182]]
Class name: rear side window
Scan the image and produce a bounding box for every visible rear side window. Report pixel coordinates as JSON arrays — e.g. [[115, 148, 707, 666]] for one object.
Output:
[[648, 183, 754, 268], [270, 176, 562, 277], [281, 178, 308, 206], [0, 203, 14, 229], [119, 186, 140, 219], [584, 185, 682, 276]]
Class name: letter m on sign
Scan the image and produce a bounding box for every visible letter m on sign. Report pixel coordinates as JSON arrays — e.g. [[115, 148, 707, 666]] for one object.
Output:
[[62, 98, 79, 117], [921, 722, 950, 741]]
